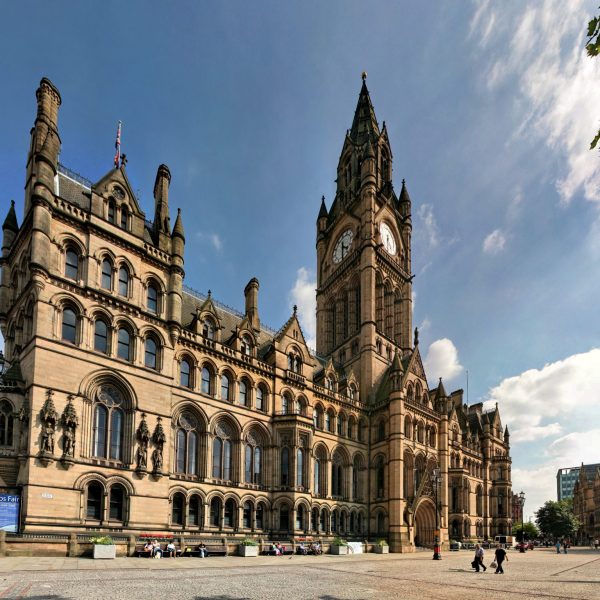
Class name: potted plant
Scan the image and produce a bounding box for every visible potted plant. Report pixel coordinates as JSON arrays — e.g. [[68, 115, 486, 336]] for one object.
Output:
[[238, 538, 259, 557], [375, 539, 389, 554], [90, 535, 116, 559], [330, 537, 348, 555]]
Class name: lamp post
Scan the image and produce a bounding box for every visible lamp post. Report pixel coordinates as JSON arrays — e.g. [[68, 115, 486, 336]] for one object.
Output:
[[432, 468, 442, 560], [519, 490, 525, 553]]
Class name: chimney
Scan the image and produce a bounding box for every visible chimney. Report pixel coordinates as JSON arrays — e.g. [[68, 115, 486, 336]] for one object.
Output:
[[244, 278, 260, 330]]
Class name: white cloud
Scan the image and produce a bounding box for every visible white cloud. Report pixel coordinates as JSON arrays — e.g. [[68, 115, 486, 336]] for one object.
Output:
[[482, 228, 506, 255], [423, 338, 464, 384], [417, 204, 440, 249], [195, 231, 222, 252], [471, 0, 600, 206], [288, 267, 316, 349], [510, 422, 562, 444]]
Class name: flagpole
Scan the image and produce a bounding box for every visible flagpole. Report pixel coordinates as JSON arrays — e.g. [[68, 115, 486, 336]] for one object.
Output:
[[114, 120, 122, 168]]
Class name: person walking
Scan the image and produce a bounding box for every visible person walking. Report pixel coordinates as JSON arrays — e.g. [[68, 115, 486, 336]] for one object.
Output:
[[555, 540, 561, 554], [494, 543, 508, 574], [473, 543, 486, 572], [562, 540, 568, 554]]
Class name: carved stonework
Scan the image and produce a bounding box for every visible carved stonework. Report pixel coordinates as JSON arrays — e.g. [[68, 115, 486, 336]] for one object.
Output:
[[151, 417, 166, 475], [18, 395, 30, 455], [60, 395, 78, 466], [38, 390, 58, 466], [136, 413, 150, 472]]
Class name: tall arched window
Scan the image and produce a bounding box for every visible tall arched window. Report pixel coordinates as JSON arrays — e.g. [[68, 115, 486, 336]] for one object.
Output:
[[256, 503, 265, 529], [296, 504, 304, 530], [312, 508, 319, 532], [61, 307, 78, 343], [117, 326, 132, 361], [348, 417, 355, 439], [92, 384, 125, 461], [240, 335, 252, 356], [0, 401, 14, 447], [180, 358, 192, 388], [109, 484, 125, 521], [147, 283, 158, 314], [352, 455, 362, 500], [243, 501, 252, 529], [86, 481, 103, 520], [203, 318, 215, 339], [210, 497, 221, 527], [239, 379, 248, 406], [281, 447, 290, 486], [94, 318, 109, 354], [65, 248, 79, 280], [224, 499, 235, 527], [144, 335, 158, 370], [107, 201, 116, 224], [281, 393, 290, 415], [189, 496, 200, 526], [172, 492, 185, 526], [212, 423, 233, 480], [314, 458, 320, 495], [376, 456, 385, 497], [279, 505, 290, 531], [332, 453, 344, 497], [337, 414, 344, 436], [118, 266, 129, 297], [377, 420, 386, 442], [175, 413, 200, 475], [256, 385, 265, 411], [221, 374, 232, 402], [120, 207, 128, 230], [325, 411, 332, 432], [201, 365, 213, 395], [245, 433, 262, 485], [296, 448, 304, 487], [101, 258, 113, 291]]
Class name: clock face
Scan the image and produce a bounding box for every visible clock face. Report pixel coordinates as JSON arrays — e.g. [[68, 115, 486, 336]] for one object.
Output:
[[333, 229, 353, 264], [380, 222, 397, 255], [113, 186, 125, 200]]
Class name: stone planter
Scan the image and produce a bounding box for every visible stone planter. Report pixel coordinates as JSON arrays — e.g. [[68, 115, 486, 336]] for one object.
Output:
[[93, 544, 116, 559], [375, 545, 389, 554], [330, 545, 348, 555], [238, 545, 258, 557]]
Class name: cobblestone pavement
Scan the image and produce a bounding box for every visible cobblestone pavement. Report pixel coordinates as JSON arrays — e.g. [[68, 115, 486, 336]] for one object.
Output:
[[0, 547, 599, 599]]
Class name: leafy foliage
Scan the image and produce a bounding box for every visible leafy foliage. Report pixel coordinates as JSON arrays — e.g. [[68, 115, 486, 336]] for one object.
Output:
[[89, 535, 114, 545], [587, 8, 600, 149], [535, 499, 579, 539], [331, 536, 348, 546], [512, 521, 540, 540], [239, 538, 258, 546]]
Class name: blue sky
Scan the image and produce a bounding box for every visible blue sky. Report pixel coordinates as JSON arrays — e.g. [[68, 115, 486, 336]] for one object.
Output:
[[1, 0, 599, 515]]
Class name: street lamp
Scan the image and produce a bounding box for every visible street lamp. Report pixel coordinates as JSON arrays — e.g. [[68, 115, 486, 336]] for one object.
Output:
[[519, 490, 525, 553], [432, 468, 442, 560]]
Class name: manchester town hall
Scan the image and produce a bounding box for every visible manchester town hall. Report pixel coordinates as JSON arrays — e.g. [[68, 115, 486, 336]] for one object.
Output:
[[0, 77, 512, 552]]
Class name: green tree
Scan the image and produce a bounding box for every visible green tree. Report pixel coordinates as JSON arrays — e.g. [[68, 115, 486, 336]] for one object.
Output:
[[512, 521, 540, 541], [587, 7, 600, 149], [535, 499, 579, 539]]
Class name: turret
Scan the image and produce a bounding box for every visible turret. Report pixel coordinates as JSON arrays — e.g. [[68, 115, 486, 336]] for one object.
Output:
[[244, 277, 260, 330], [317, 195, 328, 233], [0, 201, 19, 325], [167, 208, 185, 331], [504, 425, 510, 445], [153, 164, 172, 250]]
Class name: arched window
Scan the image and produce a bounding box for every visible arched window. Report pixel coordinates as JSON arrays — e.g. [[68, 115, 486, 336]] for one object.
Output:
[[347, 384, 357, 401], [0, 402, 14, 447], [358, 419, 366, 442], [94, 318, 109, 354], [241, 334, 252, 356], [377, 512, 385, 535], [376, 456, 385, 497], [180, 358, 192, 388], [107, 201, 116, 224], [312, 508, 319, 532], [175, 412, 200, 475], [239, 379, 248, 406], [120, 207, 128, 230], [147, 283, 158, 314], [118, 266, 129, 297], [203, 318, 215, 339], [86, 481, 103, 520], [221, 374, 232, 402], [332, 454, 344, 497], [224, 499, 235, 527], [101, 258, 113, 291], [281, 447, 290, 486], [243, 501, 252, 529], [92, 384, 125, 461], [331, 510, 338, 533], [109, 484, 125, 521], [352, 455, 361, 500], [65, 248, 79, 280], [144, 335, 158, 370], [256, 385, 265, 411], [201, 365, 213, 395], [319, 509, 326, 532], [212, 423, 233, 481], [377, 420, 385, 442], [279, 505, 290, 531], [256, 503, 265, 529], [281, 393, 290, 415], [245, 435, 262, 485], [296, 504, 304, 530], [210, 498, 221, 527], [314, 457, 321, 495], [325, 411, 332, 432], [62, 307, 78, 343], [337, 414, 344, 436], [348, 417, 355, 440], [172, 492, 185, 526], [296, 448, 304, 487], [189, 495, 200, 526], [314, 405, 323, 430], [117, 326, 132, 361]]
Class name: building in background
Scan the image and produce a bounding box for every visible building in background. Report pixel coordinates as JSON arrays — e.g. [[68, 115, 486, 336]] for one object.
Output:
[[572, 464, 600, 544], [0, 77, 512, 552], [557, 464, 600, 501]]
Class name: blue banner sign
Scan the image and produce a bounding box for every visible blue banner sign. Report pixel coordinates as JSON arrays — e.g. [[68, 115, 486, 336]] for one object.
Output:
[[0, 494, 20, 532]]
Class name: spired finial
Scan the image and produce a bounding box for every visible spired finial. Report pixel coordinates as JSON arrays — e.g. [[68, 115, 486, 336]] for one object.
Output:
[[207, 289, 212, 298], [293, 304, 298, 315], [361, 71, 367, 81], [321, 195, 325, 202], [11, 200, 15, 207], [414, 326, 419, 346]]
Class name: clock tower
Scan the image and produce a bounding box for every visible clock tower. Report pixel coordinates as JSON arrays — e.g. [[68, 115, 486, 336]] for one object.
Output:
[[316, 75, 413, 401]]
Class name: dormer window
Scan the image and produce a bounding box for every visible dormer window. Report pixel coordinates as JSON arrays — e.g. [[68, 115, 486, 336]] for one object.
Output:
[[241, 334, 252, 356], [203, 318, 215, 340]]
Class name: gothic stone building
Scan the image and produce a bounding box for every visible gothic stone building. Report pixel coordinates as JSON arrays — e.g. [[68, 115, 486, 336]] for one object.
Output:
[[572, 464, 600, 544], [0, 77, 512, 551]]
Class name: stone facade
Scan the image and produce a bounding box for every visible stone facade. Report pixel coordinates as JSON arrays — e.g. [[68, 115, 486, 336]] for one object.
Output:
[[0, 77, 512, 551], [572, 464, 600, 544]]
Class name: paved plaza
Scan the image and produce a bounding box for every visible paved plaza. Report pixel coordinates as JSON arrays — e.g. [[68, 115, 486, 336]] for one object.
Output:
[[0, 547, 598, 599]]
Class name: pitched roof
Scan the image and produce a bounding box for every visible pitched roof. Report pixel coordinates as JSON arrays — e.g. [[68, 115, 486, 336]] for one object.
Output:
[[2, 200, 18, 232], [349, 79, 381, 145]]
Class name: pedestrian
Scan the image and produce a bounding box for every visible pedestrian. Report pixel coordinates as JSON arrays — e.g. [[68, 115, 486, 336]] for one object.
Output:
[[555, 540, 561, 554], [473, 543, 486, 572], [562, 540, 568, 554], [595, 539, 599, 551], [493, 543, 507, 574]]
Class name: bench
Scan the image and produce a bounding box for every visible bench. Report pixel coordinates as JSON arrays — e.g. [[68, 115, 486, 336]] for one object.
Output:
[[181, 543, 227, 557], [135, 543, 182, 558], [260, 543, 293, 556]]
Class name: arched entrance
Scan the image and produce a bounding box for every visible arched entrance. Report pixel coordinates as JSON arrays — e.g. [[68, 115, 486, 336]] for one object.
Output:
[[414, 499, 436, 547]]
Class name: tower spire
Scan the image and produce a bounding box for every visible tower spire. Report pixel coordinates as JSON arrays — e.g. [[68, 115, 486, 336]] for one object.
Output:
[[349, 74, 380, 144]]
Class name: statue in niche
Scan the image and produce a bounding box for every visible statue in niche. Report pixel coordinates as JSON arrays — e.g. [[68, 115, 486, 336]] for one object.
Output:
[[60, 395, 78, 459], [39, 390, 58, 459], [18, 396, 30, 453], [151, 417, 166, 474], [136, 414, 150, 471]]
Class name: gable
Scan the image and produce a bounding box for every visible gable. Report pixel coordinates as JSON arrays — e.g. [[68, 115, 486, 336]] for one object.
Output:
[[92, 166, 145, 218]]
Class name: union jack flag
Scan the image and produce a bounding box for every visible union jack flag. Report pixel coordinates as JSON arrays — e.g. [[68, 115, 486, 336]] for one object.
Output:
[[114, 120, 122, 168]]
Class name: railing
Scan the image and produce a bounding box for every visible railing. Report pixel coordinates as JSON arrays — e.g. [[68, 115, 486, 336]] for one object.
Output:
[[285, 370, 306, 386], [58, 163, 92, 188]]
